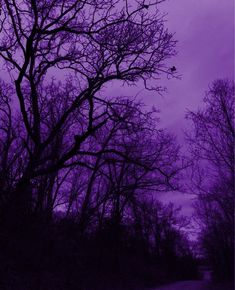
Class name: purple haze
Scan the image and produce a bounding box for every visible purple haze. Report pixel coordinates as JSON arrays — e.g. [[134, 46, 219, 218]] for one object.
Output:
[[159, 0, 234, 132], [0, 1, 234, 288], [103, 0, 234, 224], [106, 0, 234, 135]]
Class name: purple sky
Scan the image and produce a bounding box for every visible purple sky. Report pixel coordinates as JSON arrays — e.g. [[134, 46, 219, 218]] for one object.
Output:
[[0, 0, 233, 238], [159, 0, 234, 132], [1, 0, 233, 133], [105, 0, 234, 135], [157, 0, 234, 232], [103, 0, 234, 234], [95, 0, 235, 234]]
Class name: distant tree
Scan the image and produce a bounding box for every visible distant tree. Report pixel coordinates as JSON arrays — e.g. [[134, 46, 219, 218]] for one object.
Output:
[[0, 81, 16, 193], [59, 98, 181, 234], [0, 81, 29, 214], [186, 79, 234, 281]]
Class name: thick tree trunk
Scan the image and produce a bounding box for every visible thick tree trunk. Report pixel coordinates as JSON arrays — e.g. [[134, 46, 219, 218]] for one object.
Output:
[[5, 178, 33, 226]]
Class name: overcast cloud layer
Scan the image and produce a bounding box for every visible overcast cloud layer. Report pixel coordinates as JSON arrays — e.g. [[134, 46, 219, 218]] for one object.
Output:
[[148, 0, 234, 225], [0, 0, 233, 231], [104, 0, 234, 137], [159, 0, 234, 132]]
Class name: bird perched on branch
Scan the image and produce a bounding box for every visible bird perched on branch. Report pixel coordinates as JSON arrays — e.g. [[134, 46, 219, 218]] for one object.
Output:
[[170, 66, 176, 72], [74, 135, 81, 145], [143, 4, 149, 9]]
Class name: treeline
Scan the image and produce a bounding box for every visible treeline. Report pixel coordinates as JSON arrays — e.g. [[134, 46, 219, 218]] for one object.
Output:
[[0, 0, 233, 289], [0, 80, 197, 289], [187, 79, 234, 283], [0, 200, 197, 290], [0, 1, 194, 288]]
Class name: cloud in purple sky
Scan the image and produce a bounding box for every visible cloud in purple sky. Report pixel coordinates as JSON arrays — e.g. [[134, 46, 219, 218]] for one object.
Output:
[[103, 0, 234, 138], [149, 0, 234, 220], [97, 0, 234, 224], [1, 0, 233, 135], [155, 0, 234, 131], [0, 0, 233, 228]]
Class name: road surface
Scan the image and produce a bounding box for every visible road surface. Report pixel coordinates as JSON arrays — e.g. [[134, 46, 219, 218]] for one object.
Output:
[[152, 281, 210, 290]]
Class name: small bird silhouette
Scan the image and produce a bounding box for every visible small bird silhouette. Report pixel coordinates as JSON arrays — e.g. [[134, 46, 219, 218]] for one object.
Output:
[[74, 135, 81, 144], [143, 4, 149, 9], [170, 66, 176, 72]]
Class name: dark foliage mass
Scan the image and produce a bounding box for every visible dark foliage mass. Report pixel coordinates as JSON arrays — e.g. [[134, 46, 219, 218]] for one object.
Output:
[[187, 79, 234, 283], [0, 1, 232, 289], [0, 201, 198, 290]]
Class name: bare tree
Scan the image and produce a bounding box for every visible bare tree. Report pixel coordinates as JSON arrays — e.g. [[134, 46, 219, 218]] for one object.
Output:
[[186, 79, 234, 281], [75, 99, 181, 234], [0, 81, 29, 211], [0, 0, 176, 215]]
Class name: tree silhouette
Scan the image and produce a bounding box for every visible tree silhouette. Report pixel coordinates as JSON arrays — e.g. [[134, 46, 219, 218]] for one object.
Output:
[[0, 0, 176, 215], [186, 79, 234, 281], [0, 2, 200, 289]]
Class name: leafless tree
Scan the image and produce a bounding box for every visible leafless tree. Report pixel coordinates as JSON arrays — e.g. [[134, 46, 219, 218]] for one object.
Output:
[[186, 79, 234, 280], [0, 81, 29, 211], [0, 0, 176, 215], [70, 99, 182, 234]]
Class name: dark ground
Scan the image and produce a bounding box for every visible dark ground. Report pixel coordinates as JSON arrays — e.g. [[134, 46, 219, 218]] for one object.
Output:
[[151, 281, 234, 290]]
